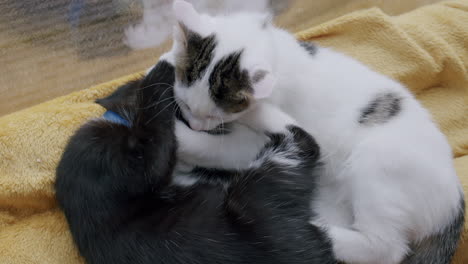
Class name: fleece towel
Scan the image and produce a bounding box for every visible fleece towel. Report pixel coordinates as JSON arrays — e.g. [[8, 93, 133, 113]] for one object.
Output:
[[0, 1, 467, 263]]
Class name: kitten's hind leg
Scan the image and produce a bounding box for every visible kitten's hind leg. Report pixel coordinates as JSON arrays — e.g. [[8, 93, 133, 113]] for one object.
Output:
[[322, 149, 411, 264], [327, 225, 407, 264]]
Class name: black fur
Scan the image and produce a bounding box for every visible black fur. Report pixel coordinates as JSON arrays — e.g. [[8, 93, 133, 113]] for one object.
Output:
[[190, 167, 239, 185], [55, 60, 336, 264], [299, 41, 318, 56]]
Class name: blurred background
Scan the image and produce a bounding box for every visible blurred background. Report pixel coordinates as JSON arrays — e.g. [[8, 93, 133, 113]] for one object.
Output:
[[0, 0, 440, 116]]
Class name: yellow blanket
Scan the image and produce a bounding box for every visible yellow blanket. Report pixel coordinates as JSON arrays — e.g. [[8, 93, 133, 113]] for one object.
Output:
[[0, 1, 467, 263]]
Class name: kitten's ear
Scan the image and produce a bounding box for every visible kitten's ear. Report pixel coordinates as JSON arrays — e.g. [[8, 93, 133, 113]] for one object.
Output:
[[173, 0, 204, 35], [173, 22, 189, 48], [250, 68, 276, 99], [96, 79, 141, 111], [261, 14, 273, 29]]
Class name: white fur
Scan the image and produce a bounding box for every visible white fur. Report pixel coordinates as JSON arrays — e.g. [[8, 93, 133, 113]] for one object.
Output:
[[175, 120, 268, 169], [172, 173, 199, 186], [171, 9, 277, 131], [165, 2, 464, 264], [251, 68, 276, 99], [125, 0, 279, 50]]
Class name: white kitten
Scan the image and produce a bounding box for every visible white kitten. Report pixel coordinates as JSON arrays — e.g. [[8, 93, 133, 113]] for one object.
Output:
[[165, 1, 464, 264]]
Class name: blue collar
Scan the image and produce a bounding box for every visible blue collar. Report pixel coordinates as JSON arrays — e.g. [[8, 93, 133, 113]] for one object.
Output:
[[103, 110, 131, 127]]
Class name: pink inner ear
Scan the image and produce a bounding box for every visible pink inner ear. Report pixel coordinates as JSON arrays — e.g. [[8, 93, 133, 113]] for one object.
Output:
[[253, 73, 275, 99]]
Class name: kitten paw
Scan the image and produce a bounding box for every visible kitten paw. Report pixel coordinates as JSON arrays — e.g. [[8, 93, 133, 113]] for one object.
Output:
[[326, 225, 356, 263], [239, 103, 297, 134], [327, 225, 405, 264]]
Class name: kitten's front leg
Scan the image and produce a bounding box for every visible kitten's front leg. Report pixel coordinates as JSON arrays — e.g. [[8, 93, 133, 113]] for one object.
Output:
[[239, 102, 298, 134], [175, 120, 268, 170], [175, 103, 297, 170]]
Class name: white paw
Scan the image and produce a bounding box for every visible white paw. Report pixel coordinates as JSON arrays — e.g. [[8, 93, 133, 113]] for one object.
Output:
[[326, 225, 355, 263], [239, 102, 297, 134], [326, 225, 399, 264]]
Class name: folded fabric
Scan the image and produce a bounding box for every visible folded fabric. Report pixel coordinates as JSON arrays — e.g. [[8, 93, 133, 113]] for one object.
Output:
[[0, 1, 467, 263]]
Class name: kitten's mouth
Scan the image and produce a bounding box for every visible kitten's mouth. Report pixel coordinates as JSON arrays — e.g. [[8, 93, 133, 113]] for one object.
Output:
[[176, 101, 219, 131], [203, 122, 232, 135], [176, 100, 204, 131], [175, 108, 230, 135]]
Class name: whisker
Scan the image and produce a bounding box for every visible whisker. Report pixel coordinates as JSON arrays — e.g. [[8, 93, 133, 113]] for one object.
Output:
[[174, 97, 185, 113], [136, 82, 174, 91], [148, 85, 172, 104], [155, 85, 174, 101], [145, 100, 178, 125], [138, 85, 175, 110], [140, 96, 176, 110], [172, 100, 181, 113]]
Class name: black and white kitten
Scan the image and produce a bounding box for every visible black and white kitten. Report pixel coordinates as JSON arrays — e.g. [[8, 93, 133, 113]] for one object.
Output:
[[166, 2, 464, 264], [55, 60, 336, 264]]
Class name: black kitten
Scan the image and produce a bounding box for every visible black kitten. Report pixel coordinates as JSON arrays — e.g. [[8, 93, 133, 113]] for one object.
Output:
[[55, 60, 336, 264]]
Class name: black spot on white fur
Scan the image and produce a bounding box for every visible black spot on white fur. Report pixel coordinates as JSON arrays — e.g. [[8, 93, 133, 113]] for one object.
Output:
[[359, 92, 402, 125], [299, 41, 318, 56]]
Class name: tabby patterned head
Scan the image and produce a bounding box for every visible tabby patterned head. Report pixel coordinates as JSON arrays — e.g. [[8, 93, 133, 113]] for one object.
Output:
[[171, 0, 276, 131]]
